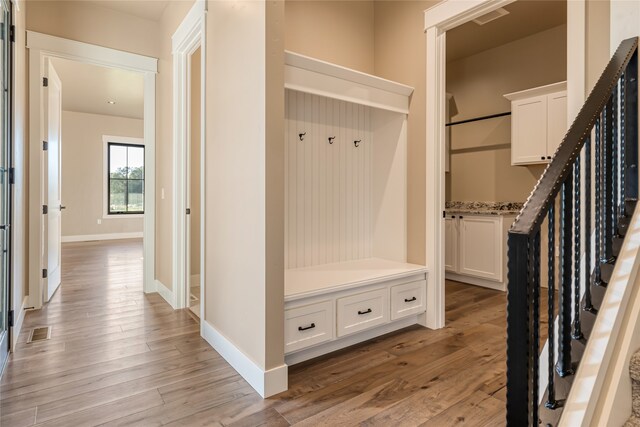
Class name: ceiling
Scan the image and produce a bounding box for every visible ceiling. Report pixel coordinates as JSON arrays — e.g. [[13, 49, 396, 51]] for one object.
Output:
[[90, 0, 170, 22], [50, 58, 144, 120], [446, 0, 567, 62]]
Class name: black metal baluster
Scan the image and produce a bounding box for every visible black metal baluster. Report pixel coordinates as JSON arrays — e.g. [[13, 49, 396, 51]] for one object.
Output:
[[573, 156, 583, 339], [612, 85, 619, 236], [584, 136, 594, 312], [546, 204, 558, 409], [604, 97, 615, 262], [620, 75, 627, 213], [531, 230, 541, 424], [557, 175, 574, 376], [624, 51, 638, 204], [594, 117, 603, 286], [506, 233, 533, 426]]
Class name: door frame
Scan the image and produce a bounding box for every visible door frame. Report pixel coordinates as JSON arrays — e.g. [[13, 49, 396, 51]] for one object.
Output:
[[172, 0, 206, 312], [27, 31, 158, 309], [423, 0, 586, 329]]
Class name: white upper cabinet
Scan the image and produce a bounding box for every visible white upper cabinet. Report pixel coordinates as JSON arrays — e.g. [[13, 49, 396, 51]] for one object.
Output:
[[546, 90, 568, 157], [505, 82, 567, 166]]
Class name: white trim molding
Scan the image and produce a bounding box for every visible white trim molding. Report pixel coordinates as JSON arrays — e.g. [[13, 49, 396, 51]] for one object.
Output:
[[10, 296, 28, 350], [27, 31, 157, 73], [26, 31, 158, 308], [155, 279, 176, 310], [201, 320, 288, 398], [61, 232, 143, 243], [172, 1, 206, 312]]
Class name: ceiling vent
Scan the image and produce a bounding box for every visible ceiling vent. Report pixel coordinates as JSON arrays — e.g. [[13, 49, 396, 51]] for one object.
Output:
[[473, 8, 510, 26]]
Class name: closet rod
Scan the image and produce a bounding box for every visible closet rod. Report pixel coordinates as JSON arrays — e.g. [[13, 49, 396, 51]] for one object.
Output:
[[445, 111, 511, 127]]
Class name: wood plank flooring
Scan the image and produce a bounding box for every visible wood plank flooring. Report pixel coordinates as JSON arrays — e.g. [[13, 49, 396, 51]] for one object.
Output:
[[2, 239, 511, 426]]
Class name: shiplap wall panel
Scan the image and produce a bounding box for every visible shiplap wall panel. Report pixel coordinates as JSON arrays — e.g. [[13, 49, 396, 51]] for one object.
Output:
[[285, 90, 372, 269]]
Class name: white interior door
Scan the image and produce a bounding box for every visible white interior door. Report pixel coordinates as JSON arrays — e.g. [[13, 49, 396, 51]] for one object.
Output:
[[45, 60, 62, 301]]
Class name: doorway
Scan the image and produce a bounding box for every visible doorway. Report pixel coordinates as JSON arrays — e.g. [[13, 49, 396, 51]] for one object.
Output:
[[27, 31, 157, 310], [423, 0, 586, 330], [187, 47, 202, 318], [442, 1, 566, 297], [40, 55, 147, 315], [172, 1, 205, 314]]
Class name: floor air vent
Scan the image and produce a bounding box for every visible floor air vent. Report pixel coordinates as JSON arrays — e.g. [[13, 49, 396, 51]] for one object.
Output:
[[27, 326, 52, 343]]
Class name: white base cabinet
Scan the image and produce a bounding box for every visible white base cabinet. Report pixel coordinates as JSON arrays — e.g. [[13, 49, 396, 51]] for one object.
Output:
[[284, 260, 427, 365], [445, 214, 515, 291], [444, 216, 458, 272]]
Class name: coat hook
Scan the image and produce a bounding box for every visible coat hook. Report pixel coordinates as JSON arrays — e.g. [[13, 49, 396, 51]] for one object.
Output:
[[354, 140, 362, 148], [328, 136, 336, 144], [299, 132, 306, 141]]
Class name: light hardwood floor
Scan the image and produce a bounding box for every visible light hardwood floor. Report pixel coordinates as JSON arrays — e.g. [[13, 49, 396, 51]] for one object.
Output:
[[1, 239, 510, 426]]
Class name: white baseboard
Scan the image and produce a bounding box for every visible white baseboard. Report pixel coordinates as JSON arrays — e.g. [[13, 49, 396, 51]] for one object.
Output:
[[155, 279, 176, 309], [445, 272, 506, 292], [61, 232, 143, 243], [10, 296, 29, 351], [201, 320, 288, 398], [190, 274, 200, 287]]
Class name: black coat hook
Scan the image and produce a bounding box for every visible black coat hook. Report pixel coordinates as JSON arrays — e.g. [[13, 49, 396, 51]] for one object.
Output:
[[299, 132, 306, 141], [354, 140, 362, 148], [328, 136, 336, 144]]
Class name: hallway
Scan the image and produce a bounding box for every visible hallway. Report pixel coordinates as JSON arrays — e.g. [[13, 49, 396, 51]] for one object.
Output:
[[0, 239, 258, 426], [1, 239, 509, 426]]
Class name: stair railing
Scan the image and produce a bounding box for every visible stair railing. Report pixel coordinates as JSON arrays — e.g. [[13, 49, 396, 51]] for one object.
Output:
[[506, 37, 639, 426]]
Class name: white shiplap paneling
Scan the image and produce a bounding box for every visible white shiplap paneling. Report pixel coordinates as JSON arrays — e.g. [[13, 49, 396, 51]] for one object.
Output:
[[285, 90, 372, 269]]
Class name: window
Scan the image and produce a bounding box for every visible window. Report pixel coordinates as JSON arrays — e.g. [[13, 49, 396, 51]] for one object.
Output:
[[108, 143, 145, 214]]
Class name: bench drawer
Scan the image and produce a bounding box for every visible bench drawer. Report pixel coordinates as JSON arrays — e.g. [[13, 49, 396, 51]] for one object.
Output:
[[337, 288, 389, 337], [391, 280, 426, 320], [285, 300, 334, 354]]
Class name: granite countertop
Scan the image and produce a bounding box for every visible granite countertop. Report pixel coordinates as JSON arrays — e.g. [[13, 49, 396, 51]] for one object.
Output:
[[445, 201, 523, 216]]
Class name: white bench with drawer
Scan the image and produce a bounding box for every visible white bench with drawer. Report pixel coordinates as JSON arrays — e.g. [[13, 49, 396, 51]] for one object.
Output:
[[284, 258, 428, 365]]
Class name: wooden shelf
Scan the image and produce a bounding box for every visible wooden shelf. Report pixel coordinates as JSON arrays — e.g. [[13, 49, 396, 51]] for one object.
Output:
[[285, 258, 427, 302]]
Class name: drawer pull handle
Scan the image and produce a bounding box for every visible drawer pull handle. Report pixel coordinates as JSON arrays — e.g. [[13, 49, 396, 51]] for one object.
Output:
[[358, 308, 372, 315], [298, 323, 315, 331], [404, 297, 417, 302]]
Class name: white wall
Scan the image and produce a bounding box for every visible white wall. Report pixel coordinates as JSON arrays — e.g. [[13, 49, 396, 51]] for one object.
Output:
[[204, 0, 285, 396], [610, 0, 640, 54], [61, 111, 144, 239], [445, 25, 566, 203]]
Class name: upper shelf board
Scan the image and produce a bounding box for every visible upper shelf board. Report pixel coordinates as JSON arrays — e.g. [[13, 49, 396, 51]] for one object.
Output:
[[285, 51, 415, 115], [504, 81, 567, 101]]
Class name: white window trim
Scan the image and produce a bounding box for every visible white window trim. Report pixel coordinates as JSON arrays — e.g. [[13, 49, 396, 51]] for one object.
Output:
[[102, 134, 145, 219]]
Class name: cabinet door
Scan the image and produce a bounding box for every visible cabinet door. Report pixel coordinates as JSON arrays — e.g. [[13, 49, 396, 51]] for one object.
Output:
[[459, 216, 502, 281], [547, 91, 567, 159], [511, 95, 548, 165], [444, 217, 458, 273]]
